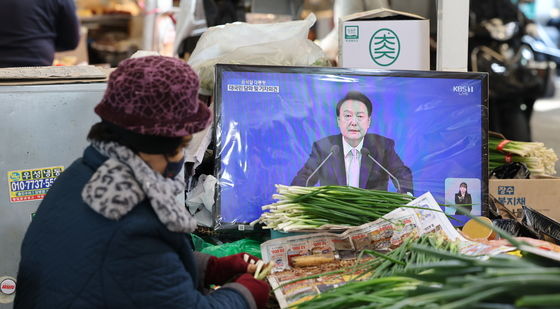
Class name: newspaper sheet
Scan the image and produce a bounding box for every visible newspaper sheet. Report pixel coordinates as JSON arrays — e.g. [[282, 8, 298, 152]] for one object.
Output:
[[260, 192, 511, 308]]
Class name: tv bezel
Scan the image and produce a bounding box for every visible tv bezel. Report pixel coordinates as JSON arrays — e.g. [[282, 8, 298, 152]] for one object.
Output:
[[213, 64, 489, 230]]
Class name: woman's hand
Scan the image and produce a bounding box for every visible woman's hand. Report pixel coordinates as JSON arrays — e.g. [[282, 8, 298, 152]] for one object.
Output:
[[205, 252, 262, 285], [245, 254, 260, 274]]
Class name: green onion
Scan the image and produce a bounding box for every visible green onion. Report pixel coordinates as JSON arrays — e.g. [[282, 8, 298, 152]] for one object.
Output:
[[251, 185, 434, 231], [515, 294, 560, 307], [298, 244, 560, 309], [488, 136, 558, 175]]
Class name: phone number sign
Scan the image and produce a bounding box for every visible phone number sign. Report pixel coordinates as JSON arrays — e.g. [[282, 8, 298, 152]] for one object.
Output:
[[7, 166, 64, 203]]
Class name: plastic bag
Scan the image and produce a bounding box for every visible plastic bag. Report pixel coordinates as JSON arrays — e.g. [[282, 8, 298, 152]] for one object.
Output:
[[489, 162, 531, 179], [187, 13, 328, 95], [200, 239, 262, 259], [186, 174, 217, 227], [191, 233, 215, 251], [522, 206, 560, 243]]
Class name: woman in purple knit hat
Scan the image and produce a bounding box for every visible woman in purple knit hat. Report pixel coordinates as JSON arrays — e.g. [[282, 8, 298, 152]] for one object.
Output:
[[14, 56, 270, 309]]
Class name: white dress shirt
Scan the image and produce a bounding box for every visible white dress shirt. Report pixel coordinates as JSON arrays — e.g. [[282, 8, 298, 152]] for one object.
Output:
[[342, 137, 364, 187]]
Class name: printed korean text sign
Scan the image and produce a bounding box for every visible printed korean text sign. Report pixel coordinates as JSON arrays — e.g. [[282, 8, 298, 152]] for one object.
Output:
[[339, 8, 429, 70], [7, 166, 64, 203], [489, 178, 560, 221]]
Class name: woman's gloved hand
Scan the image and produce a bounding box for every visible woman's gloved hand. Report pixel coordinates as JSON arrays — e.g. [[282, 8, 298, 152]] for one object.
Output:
[[234, 273, 270, 309], [205, 252, 260, 285]]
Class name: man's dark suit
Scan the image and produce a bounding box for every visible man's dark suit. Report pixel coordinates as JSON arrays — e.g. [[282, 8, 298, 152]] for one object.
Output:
[[291, 134, 413, 194]]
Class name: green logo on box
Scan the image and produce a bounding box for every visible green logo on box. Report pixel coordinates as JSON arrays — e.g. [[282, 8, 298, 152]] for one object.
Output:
[[370, 28, 400, 66], [345, 26, 359, 39]]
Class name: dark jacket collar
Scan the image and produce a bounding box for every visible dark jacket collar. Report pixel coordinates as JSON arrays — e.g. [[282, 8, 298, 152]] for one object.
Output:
[[82, 145, 109, 172]]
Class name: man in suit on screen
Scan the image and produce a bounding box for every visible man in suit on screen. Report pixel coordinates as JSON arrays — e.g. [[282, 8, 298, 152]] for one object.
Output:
[[291, 91, 413, 194]]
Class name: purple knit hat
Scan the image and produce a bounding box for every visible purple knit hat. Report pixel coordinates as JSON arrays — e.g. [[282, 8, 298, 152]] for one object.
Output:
[[95, 56, 212, 137]]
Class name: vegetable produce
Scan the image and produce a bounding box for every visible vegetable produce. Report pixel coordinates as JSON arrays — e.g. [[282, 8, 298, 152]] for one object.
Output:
[[488, 136, 558, 175], [297, 244, 560, 309], [291, 255, 335, 268], [254, 260, 264, 279], [251, 185, 419, 232], [279, 233, 458, 290], [295, 201, 560, 308], [360, 233, 460, 280], [255, 261, 275, 281]]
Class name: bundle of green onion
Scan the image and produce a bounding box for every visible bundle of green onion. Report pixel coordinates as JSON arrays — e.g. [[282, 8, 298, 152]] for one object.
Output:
[[280, 233, 459, 288], [250, 185, 416, 232], [489, 136, 558, 175], [298, 245, 560, 309], [358, 233, 460, 280]]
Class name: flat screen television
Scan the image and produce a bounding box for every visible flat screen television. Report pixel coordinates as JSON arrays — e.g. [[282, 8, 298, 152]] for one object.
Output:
[[214, 64, 489, 229]]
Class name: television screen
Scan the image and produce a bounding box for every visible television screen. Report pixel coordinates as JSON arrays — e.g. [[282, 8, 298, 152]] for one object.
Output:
[[214, 65, 488, 229]]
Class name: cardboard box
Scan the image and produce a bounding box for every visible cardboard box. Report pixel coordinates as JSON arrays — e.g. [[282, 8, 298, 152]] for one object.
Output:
[[489, 177, 560, 222], [338, 8, 429, 70]]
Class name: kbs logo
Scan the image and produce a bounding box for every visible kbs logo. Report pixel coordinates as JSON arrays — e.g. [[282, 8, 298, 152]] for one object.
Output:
[[453, 85, 474, 96]]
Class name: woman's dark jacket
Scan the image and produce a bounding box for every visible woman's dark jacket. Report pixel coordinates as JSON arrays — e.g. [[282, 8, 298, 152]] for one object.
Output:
[[15, 146, 254, 309]]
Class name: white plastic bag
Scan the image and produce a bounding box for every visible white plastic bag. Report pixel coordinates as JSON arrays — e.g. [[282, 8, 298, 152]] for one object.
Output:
[[184, 103, 213, 168], [188, 13, 328, 95], [186, 174, 217, 227]]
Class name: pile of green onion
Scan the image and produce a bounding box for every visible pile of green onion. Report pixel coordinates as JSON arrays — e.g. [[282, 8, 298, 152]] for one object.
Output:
[[358, 233, 460, 280], [280, 233, 459, 287], [298, 244, 560, 309], [488, 136, 558, 175], [250, 185, 416, 232], [295, 208, 560, 308]]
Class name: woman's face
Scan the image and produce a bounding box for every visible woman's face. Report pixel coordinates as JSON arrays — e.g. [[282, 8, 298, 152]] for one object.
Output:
[[460, 186, 467, 194]]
